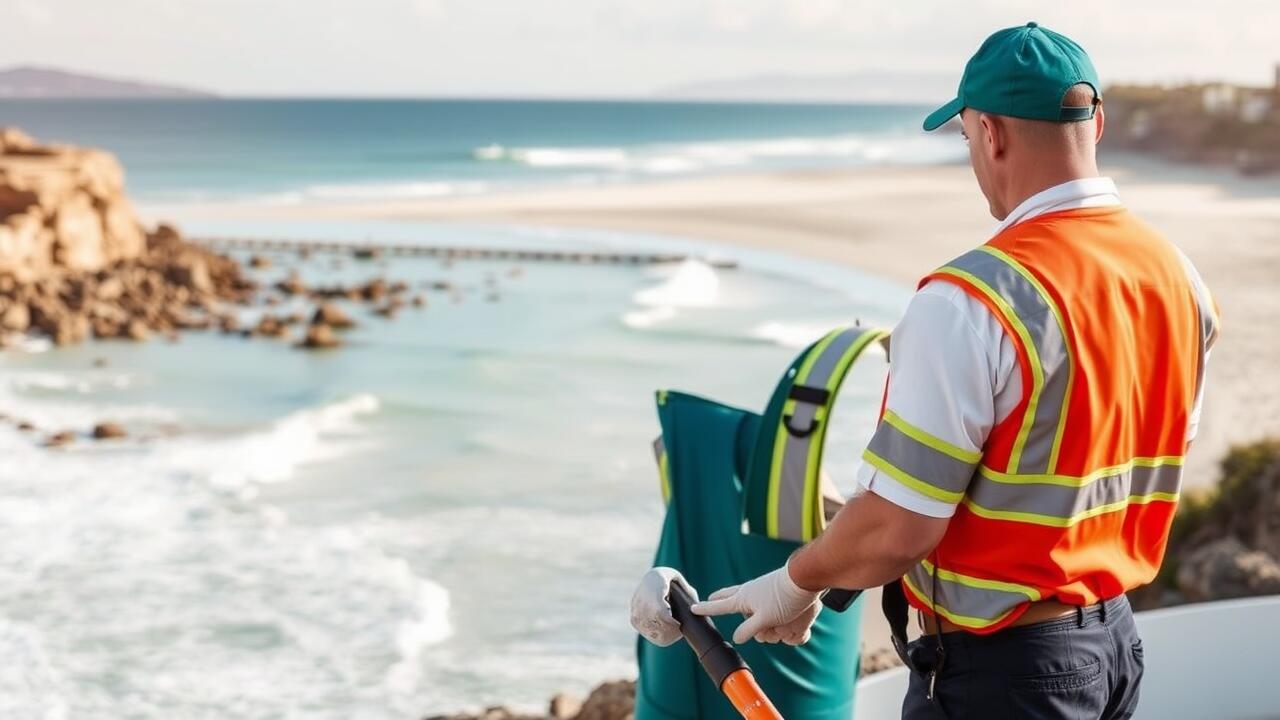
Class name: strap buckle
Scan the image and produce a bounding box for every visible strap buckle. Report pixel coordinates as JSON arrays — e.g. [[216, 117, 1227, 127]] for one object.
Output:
[[782, 384, 830, 438]]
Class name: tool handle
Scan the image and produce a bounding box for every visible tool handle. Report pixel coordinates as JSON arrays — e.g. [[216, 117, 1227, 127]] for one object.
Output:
[[668, 582, 784, 720], [821, 588, 863, 612], [668, 581, 748, 688]]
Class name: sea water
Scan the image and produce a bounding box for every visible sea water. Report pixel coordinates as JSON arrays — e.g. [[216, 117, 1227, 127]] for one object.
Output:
[[0, 99, 960, 205], [0, 100, 926, 717]]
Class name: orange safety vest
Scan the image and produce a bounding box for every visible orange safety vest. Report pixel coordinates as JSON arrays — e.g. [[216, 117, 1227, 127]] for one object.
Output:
[[862, 206, 1219, 633]]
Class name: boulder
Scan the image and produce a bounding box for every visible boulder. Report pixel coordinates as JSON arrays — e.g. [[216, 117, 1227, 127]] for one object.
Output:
[[0, 128, 36, 153], [549, 694, 582, 719], [248, 254, 272, 269], [166, 254, 214, 294], [92, 422, 127, 440], [44, 430, 76, 447], [125, 318, 150, 341], [0, 301, 30, 332], [1177, 537, 1280, 602], [253, 314, 288, 339], [298, 323, 341, 349], [574, 681, 635, 720], [276, 273, 307, 296], [312, 302, 355, 329]]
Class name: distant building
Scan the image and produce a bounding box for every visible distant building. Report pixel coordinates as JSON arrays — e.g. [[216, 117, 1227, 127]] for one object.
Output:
[[1202, 84, 1238, 115], [1242, 93, 1272, 123]]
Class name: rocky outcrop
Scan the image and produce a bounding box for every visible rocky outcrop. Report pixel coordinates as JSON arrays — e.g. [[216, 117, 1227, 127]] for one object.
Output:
[[0, 222, 256, 347], [1160, 439, 1280, 604], [0, 128, 146, 279], [425, 681, 635, 720], [1177, 537, 1280, 602]]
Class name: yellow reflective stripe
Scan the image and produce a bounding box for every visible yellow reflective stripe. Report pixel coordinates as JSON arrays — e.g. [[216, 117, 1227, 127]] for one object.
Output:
[[801, 328, 887, 541], [935, 267, 1044, 473], [962, 490, 1180, 528], [862, 449, 965, 504], [658, 450, 672, 505], [767, 328, 843, 538], [919, 558, 1042, 600], [979, 455, 1185, 488], [882, 409, 982, 464], [901, 572, 1021, 629], [976, 246, 1075, 474]]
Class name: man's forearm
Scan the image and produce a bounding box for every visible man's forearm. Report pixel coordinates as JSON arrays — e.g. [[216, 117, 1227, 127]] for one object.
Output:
[[787, 489, 948, 592]]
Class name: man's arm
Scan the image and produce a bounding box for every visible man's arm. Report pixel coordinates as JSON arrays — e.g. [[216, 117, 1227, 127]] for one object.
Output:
[[788, 488, 950, 592]]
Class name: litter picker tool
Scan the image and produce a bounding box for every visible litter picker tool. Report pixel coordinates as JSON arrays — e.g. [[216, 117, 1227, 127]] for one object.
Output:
[[668, 581, 785, 720]]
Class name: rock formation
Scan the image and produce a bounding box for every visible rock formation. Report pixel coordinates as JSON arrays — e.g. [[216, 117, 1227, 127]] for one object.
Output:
[[0, 127, 146, 279], [1159, 439, 1280, 604]]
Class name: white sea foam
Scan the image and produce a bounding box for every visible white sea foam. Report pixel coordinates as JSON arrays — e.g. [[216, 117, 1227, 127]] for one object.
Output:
[[474, 132, 962, 178], [0, 389, 451, 718], [633, 259, 719, 308], [622, 259, 720, 329], [166, 393, 381, 491]]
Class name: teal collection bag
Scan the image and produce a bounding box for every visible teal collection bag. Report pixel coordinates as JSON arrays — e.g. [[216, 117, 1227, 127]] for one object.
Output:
[[635, 326, 888, 720]]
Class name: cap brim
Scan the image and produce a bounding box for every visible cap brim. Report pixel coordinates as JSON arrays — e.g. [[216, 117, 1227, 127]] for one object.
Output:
[[922, 98, 964, 131]]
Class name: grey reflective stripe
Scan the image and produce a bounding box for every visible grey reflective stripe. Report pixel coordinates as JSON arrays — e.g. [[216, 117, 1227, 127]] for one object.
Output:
[[653, 436, 671, 504], [905, 563, 1038, 629], [863, 420, 976, 502], [774, 328, 865, 542], [966, 463, 1183, 527], [771, 326, 886, 542], [944, 248, 1072, 474], [1186, 258, 1218, 427]]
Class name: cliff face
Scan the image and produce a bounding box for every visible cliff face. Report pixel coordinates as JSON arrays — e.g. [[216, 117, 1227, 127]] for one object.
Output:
[[0, 127, 146, 280]]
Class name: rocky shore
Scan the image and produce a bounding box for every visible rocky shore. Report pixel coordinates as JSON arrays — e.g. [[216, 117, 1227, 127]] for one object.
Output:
[[424, 681, 635, 720], [0, 128, 447, 445]]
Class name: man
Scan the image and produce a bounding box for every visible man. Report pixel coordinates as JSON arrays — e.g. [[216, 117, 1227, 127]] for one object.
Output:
[[630, 22, 1219, 719]]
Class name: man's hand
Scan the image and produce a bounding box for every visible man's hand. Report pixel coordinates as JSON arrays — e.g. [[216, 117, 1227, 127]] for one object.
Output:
[[630, 567, 698, 647], [691, 563, 822, 645]]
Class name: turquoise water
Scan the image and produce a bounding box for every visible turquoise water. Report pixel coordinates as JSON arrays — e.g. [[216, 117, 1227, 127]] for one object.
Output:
[[0, 99, 958, 204], [0, 101, 917, 717]]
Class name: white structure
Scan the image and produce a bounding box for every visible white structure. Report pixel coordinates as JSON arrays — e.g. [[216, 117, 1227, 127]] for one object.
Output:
[[1201, 84, 1238, 115], [853, 596, 1280, 720]]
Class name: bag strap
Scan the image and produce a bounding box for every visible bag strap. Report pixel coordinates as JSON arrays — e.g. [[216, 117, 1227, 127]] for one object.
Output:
[[744, 325, 889, 543]]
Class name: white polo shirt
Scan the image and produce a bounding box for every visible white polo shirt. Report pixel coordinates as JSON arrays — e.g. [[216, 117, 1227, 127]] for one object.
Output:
[[856, 177, 1213, 518]]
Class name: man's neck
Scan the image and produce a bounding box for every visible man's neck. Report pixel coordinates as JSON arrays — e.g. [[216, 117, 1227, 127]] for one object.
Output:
[[1003, 164, 1100, 218]]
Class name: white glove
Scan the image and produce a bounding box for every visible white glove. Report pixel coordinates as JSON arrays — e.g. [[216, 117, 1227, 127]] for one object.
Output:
[[630, 567, 699, 647], [691, 562, 822, 645]]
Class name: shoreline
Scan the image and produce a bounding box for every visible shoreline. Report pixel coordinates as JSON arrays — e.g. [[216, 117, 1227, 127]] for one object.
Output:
[[164, 155, 1280, 495]]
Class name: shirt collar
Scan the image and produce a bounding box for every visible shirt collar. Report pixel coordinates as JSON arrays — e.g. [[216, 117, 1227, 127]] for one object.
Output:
[[994, 177, 1122, 236]]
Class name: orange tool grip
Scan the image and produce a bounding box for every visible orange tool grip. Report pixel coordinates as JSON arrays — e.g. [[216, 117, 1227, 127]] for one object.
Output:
[[721, 669, 784, 720]]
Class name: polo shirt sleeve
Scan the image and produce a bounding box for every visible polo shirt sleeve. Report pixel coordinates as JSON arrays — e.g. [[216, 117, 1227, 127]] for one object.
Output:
[[857, 281, 1011, 518]]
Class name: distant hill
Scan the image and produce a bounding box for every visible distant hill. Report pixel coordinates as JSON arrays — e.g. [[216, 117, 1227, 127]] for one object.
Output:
[[658, 71, 954, 104], [0, 66, 216, 99]]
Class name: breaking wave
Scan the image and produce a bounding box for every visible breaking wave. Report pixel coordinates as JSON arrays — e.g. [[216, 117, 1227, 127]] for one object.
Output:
[[474, 132, 961, 176]]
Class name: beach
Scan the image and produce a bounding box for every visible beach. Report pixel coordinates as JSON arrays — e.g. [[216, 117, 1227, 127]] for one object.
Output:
[[245, 154, 1280, 494], [5, 98, 1279, 715]]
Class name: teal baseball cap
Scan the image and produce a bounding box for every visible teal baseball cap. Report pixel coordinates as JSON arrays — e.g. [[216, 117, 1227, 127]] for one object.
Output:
[[923, 22, 1101, 131]]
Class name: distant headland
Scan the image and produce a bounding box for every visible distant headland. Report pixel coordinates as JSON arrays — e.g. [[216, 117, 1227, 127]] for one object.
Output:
[[0, 66, 216, 99]]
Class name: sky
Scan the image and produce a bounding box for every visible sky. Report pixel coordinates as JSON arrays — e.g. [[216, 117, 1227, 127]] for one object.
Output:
[[3, 0, 1278, 98]]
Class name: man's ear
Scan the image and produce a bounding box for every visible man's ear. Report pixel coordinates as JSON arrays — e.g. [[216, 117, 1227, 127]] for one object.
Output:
[[1094, 104, 1106, 144], [978, 112, 1003, 160]]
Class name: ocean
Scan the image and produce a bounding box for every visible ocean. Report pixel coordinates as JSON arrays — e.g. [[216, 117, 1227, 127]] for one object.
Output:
[[0, 100, 933, 717]]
